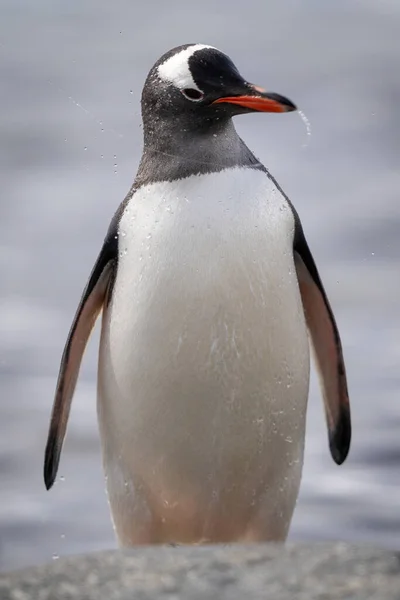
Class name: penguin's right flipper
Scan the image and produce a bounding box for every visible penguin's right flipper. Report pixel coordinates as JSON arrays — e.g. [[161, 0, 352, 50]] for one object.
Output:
[[43, 231, 117, 490]]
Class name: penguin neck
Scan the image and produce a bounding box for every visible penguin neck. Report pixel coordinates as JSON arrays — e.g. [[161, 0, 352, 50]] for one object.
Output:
[[135, 115, 264, 187]]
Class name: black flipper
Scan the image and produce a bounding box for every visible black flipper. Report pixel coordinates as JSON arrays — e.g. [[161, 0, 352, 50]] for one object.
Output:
[[294, 217, 351, 465], [43, 214, 121, 489]]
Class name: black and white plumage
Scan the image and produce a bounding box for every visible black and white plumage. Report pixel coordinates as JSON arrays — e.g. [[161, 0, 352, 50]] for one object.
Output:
[[44, 44, 351, 544]]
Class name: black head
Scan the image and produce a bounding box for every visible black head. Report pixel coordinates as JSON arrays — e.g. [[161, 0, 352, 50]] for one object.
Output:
[[141, 44, 296, 129]]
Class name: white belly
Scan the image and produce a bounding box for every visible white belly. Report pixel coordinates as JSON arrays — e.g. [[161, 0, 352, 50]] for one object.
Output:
[[98, 167, 310, 543]]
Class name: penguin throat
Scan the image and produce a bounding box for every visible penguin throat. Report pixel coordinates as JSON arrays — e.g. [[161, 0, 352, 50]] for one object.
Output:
[[135, 118, 263, 186]]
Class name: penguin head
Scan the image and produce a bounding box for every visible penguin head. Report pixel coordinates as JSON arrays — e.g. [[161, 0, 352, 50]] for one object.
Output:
[[141, 44, 296, 125]]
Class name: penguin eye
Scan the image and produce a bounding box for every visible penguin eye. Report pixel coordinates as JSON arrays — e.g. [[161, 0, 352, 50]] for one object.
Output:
[[181, 88, 204, 102]]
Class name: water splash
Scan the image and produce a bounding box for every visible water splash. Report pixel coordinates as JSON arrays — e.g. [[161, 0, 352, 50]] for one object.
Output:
[[47, 80, 124, 139], [298, 109, 312, 148]]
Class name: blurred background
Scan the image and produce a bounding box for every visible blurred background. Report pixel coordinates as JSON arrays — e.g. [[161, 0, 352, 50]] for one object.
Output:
[[1, 0, 400, 573]]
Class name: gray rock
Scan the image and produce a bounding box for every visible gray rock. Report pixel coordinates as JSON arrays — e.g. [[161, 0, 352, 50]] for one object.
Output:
[[0, 544, 399, 600]]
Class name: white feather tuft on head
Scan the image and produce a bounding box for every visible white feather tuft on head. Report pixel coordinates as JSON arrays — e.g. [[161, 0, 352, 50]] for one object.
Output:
[[157, 44, 216, 91]]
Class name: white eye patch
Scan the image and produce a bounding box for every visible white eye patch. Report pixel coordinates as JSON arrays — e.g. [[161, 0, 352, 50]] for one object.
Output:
[[157, 44, 216, 91]]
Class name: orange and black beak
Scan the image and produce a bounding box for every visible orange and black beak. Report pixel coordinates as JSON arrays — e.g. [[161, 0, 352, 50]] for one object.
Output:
[[212, 84, 296, 113]]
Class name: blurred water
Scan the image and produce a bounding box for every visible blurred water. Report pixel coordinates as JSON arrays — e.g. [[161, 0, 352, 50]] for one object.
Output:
[[1, 0, 400, 573]]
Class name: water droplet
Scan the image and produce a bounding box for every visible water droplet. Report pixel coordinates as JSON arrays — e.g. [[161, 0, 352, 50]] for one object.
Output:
[[60, 476, 65, 482], [52, 554, 59, 561], [146, 233, 152, 239], [84, 146, 87, 151], [61, 534, 65, 540], [129, 90, 133, 95], [101, 154, 104, 159], [298, 109, 312, 148]]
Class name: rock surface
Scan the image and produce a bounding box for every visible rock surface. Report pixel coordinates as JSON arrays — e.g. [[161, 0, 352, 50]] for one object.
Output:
[[1, 544, 399, 600]]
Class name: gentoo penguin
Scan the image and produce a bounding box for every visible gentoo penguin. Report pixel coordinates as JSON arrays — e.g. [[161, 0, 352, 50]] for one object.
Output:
[[44, 44, 351, 544]]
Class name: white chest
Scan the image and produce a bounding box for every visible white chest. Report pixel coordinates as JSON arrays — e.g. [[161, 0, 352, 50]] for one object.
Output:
[[103, 166, 307, 384], [99, 164, 309, 434], [108, 168, 299, 363], [116, 167, 296, 295]]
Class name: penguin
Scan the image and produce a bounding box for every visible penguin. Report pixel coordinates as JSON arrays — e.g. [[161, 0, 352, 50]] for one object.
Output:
[[44, 44, 351, 544]]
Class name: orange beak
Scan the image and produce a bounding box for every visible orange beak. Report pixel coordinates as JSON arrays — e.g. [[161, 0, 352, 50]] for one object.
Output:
[[212, 86, 296, 113]]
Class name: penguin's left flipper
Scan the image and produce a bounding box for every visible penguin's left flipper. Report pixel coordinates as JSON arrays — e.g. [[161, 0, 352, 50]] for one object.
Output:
[[294, 223, 351, 465], [43, 229, 117, 490]]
